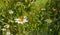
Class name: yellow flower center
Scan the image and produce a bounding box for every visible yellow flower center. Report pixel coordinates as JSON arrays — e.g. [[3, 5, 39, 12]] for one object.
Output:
[[18, 18, 24, 22]]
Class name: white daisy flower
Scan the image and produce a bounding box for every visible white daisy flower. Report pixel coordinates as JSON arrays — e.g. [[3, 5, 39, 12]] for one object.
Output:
[[4, 24, 10, 28], [6, 32, 10, 35], [15, 16, 28, 24], [45, 18, 52, 23], [8, 10, 14, 14], [1, 28, 6, 31]]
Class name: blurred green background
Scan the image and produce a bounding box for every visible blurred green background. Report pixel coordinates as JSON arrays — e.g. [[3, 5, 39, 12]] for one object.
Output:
[[0, 0, 60, 35]]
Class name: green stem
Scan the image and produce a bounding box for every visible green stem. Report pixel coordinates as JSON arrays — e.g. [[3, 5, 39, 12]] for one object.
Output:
[[2, 31, 5, 35], [18, 24, 20, 35]]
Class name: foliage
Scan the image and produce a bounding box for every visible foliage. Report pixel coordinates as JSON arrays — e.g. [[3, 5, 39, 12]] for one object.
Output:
[[0, 0, 60, 35]]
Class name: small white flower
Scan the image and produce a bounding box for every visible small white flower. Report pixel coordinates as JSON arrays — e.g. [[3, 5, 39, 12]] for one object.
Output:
[[6, 32, 10, 35], [15, 16, 28, 24], [41, 8, 46, 11], [1, 19, 4, 20], [50, 29, 52, 31], [8, 10, 14, 14], [1, 28, 6, 31], [30, 2, 34, 4], [4, 24, 10, 28], [24, 16, 27, 19], [45, 19, 52, 23], [52, 7, 56, 11], [16, 2, 21, 5]]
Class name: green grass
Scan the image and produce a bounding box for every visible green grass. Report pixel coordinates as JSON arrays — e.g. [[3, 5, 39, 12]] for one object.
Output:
[[0, 0, 60, 35]]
